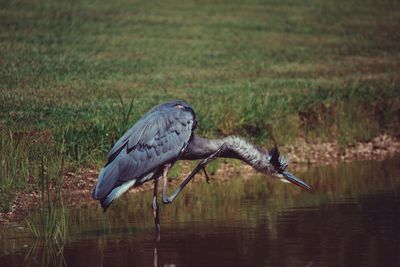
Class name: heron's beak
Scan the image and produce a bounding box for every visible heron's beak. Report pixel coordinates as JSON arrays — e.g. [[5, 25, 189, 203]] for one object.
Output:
[[282, 171, 311, 190]]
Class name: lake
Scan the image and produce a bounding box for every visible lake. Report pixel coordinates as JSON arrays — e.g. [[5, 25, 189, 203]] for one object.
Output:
[[1, 156, 399, 266]]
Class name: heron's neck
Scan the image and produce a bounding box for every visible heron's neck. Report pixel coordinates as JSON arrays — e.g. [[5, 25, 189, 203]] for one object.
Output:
[[221, 136, 274, 173], [183, 135, 273, 174]]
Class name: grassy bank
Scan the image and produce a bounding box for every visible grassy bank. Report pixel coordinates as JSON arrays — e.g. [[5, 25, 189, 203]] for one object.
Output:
[[1, 0, 400, 212]]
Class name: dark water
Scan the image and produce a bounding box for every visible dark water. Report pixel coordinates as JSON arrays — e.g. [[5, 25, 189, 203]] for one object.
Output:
[[1, 157, 400, 266]]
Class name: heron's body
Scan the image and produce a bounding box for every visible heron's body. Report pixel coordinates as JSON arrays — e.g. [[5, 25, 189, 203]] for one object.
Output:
[[93, 101, 196, 206], [92, 100, 311, 232]]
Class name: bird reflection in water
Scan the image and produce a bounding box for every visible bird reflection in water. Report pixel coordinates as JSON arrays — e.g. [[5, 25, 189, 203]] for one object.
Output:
[[154, 238, 176, 267]]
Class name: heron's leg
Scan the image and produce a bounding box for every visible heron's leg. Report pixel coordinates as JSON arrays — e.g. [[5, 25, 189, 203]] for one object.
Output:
[[152, 177, 161, 233], [162, 164, 171, 204], [162, 143, 226, 204]]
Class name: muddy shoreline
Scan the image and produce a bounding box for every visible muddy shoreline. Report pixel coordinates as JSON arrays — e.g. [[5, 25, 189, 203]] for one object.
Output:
[[1, 134, 399, 224]]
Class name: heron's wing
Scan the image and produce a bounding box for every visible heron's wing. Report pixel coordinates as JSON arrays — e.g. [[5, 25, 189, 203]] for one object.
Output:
[[125, 107, 195, 180], [106, 108, 155, 163], [108, 106, 195, 165], [93, 106, 195, 200]]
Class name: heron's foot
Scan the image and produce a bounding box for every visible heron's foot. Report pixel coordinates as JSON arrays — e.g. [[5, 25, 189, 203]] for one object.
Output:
[[162, 190, 176, 204], [161, 144, 227, 205], [202, 166, 210, 184], [201, 143, 227, 166], [198, 143, 226, 183]]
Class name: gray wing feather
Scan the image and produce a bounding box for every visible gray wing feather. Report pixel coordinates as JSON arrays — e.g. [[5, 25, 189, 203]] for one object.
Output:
[[93, 106, 194, 200]]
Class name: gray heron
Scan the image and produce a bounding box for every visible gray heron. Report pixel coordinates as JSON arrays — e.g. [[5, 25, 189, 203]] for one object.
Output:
[[92, 100, 311, 232]]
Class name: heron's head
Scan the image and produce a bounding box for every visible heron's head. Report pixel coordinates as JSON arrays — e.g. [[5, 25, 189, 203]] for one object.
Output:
[[268, 146, 311, 190]]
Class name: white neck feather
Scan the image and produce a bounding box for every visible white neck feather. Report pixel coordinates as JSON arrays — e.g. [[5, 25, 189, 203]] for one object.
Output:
[[222, 136, 274, 174]]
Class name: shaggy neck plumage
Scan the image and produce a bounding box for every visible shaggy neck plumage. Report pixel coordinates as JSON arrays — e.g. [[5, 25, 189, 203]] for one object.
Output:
[[182, 135, 274, 174]]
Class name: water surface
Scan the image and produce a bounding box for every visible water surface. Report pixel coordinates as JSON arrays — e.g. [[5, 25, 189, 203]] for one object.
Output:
[[1, 157, 400, 266]]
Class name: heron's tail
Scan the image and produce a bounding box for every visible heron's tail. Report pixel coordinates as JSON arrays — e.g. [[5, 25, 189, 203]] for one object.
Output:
[[100, 179, 136, 212]]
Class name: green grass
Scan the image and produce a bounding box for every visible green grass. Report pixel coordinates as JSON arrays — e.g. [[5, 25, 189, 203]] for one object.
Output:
[[26, 203, 68, 241], [25, 152, 67, 241], [0, 0, 399, 211], [0, 132, 31, 212]]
